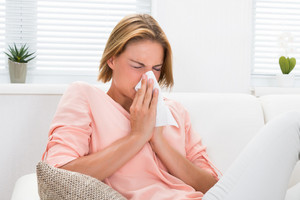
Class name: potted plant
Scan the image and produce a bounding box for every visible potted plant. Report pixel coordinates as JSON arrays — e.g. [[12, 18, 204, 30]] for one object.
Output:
[[276, 56, 296, 87], [4, 43, 36, 83]]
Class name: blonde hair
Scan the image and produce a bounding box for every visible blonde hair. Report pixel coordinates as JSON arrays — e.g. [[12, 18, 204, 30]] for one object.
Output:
[[98, 14, 174, 89]]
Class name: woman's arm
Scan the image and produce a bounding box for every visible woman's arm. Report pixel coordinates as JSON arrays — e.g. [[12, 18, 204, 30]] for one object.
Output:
[[60, 133, 148, 181], [150, 128, 218, 194]]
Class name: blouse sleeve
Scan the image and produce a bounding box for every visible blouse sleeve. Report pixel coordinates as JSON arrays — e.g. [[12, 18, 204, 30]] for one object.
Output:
[[184, 109, 221, 180], [42, 82, 93, 168]]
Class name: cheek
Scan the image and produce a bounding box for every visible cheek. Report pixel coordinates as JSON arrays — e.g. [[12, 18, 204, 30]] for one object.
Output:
[[125, 69, 144, 89], [153, 71, 161, 81], [127, 68, 143, 82], [115, 65, 136, 84], [132, 73, 144, 87]]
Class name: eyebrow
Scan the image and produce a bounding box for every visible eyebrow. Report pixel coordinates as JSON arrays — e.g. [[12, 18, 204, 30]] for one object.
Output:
[[129, 59, 163, 67]]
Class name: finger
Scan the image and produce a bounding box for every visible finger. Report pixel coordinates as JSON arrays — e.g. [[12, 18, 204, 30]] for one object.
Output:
[[154, 126, 163, 134], [131, 76, 145, 108], [135, 74, 147, 108], [149, 88, 159, 112], [130, 88, 139, 110], [143, 78, 154, 108]]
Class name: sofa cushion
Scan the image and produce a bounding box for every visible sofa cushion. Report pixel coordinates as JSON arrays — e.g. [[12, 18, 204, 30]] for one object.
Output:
[[36, 161, 126, 200], [11, 173, 40, 200]]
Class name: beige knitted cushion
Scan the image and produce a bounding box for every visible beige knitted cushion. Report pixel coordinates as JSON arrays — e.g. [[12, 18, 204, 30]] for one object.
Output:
[[36, 161, 126, 200]]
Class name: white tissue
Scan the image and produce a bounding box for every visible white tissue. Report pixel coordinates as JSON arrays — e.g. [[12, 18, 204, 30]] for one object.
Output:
[[135, 71, 178, 128]]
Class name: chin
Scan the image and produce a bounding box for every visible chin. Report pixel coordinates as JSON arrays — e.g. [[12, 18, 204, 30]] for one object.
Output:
[[128, 88, 137, 99], [131, 89, 137, 100]]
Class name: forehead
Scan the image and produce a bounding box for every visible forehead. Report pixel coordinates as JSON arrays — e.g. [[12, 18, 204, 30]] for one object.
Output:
[[122, 40, 164, 63]]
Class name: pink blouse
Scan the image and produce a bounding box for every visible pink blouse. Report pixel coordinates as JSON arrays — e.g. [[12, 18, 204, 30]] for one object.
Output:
[[42, 81, 220, 200]]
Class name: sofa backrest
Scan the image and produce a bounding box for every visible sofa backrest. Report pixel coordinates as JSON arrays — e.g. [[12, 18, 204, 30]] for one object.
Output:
[[164, 93, 265, 173], [259, 95, 300, 122]]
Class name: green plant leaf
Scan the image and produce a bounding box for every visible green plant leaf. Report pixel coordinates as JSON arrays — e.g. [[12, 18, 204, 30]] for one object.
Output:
[[8, 45, 16, 57], [22, 51, 36, 63], [14, 43, 19, 57], [4, 52, 14, 60], [279, 56, 289, 74], [12, 53, 19, 62], [288, 57, 296, 73], [24, 56, 36, 63], [19, 44, 27, 57], [23, 52, 35, 59], [5, 43, 36, 63], [22, 46, 29, 57]]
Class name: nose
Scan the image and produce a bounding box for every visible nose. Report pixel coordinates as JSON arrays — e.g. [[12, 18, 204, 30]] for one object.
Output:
[[143, 66, 153, 73], [138, 68, 152, 79]]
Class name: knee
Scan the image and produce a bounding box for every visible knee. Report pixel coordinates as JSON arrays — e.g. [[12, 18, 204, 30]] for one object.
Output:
[[279, 111, 300, 125], [269, 111, 300, 132], [270, 111, 300, 159]]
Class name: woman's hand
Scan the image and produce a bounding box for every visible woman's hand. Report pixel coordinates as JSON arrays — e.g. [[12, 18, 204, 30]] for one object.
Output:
[[130, 74, 159, 142], [149, 126, 164, 151]]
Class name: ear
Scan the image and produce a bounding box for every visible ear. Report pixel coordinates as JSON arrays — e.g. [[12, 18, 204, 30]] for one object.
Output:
[[107, 56, 115, 70]]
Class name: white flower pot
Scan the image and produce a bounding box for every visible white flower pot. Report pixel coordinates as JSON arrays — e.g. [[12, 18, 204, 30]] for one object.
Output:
[[276, 74, 295, 87], [8, 59, 27, 83]]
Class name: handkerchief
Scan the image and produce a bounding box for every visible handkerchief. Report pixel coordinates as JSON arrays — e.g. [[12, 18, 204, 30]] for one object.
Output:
[[135, 71, 178, 127]]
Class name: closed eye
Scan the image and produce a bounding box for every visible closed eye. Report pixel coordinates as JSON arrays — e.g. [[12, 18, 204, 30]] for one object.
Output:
[[153, 67, 161, 71], [153, 65, 162, 71], [132, 65, 143, 69]]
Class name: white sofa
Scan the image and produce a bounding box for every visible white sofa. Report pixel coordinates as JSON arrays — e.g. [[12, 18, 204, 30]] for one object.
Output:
[[5, 85, 300, 200]]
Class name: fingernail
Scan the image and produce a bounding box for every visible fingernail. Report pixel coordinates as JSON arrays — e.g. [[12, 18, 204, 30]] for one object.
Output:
[[142, 74, 146, 80], [149, 79, 153, 84], [154, 88, 158, 94]]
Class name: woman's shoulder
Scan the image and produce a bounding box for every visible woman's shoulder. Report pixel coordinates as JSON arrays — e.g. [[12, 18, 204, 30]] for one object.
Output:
[[67, 81, 96, 90], [66, 81, 107, 96], [163, 97, 188, 117], [65, 81, 91, 92]]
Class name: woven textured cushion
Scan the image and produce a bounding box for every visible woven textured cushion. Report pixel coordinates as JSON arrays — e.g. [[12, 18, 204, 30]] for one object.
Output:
[[36, 161, 126, 200]]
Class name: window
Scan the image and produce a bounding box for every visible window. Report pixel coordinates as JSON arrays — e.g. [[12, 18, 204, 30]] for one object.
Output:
[[253, 0, 300, 77], [0, 0, 151, 84]]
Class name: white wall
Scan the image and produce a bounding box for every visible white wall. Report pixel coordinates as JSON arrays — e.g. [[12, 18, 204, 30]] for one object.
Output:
[[154, 0, 253, 93]]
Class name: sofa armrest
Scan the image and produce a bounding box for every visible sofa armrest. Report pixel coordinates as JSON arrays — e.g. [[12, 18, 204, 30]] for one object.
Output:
[[11, 173, 39, 200]]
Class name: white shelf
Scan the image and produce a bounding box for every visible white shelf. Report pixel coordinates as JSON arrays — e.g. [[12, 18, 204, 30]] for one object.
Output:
[[0, 83, 109, 95], [252, 87, 300, 97]]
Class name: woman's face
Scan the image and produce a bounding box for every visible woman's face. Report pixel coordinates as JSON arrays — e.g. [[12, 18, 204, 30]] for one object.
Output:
[[108, 39, 164, 100]]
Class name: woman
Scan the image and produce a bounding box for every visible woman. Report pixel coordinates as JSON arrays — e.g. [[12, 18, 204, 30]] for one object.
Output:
[[42, 14, 300, 200]]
